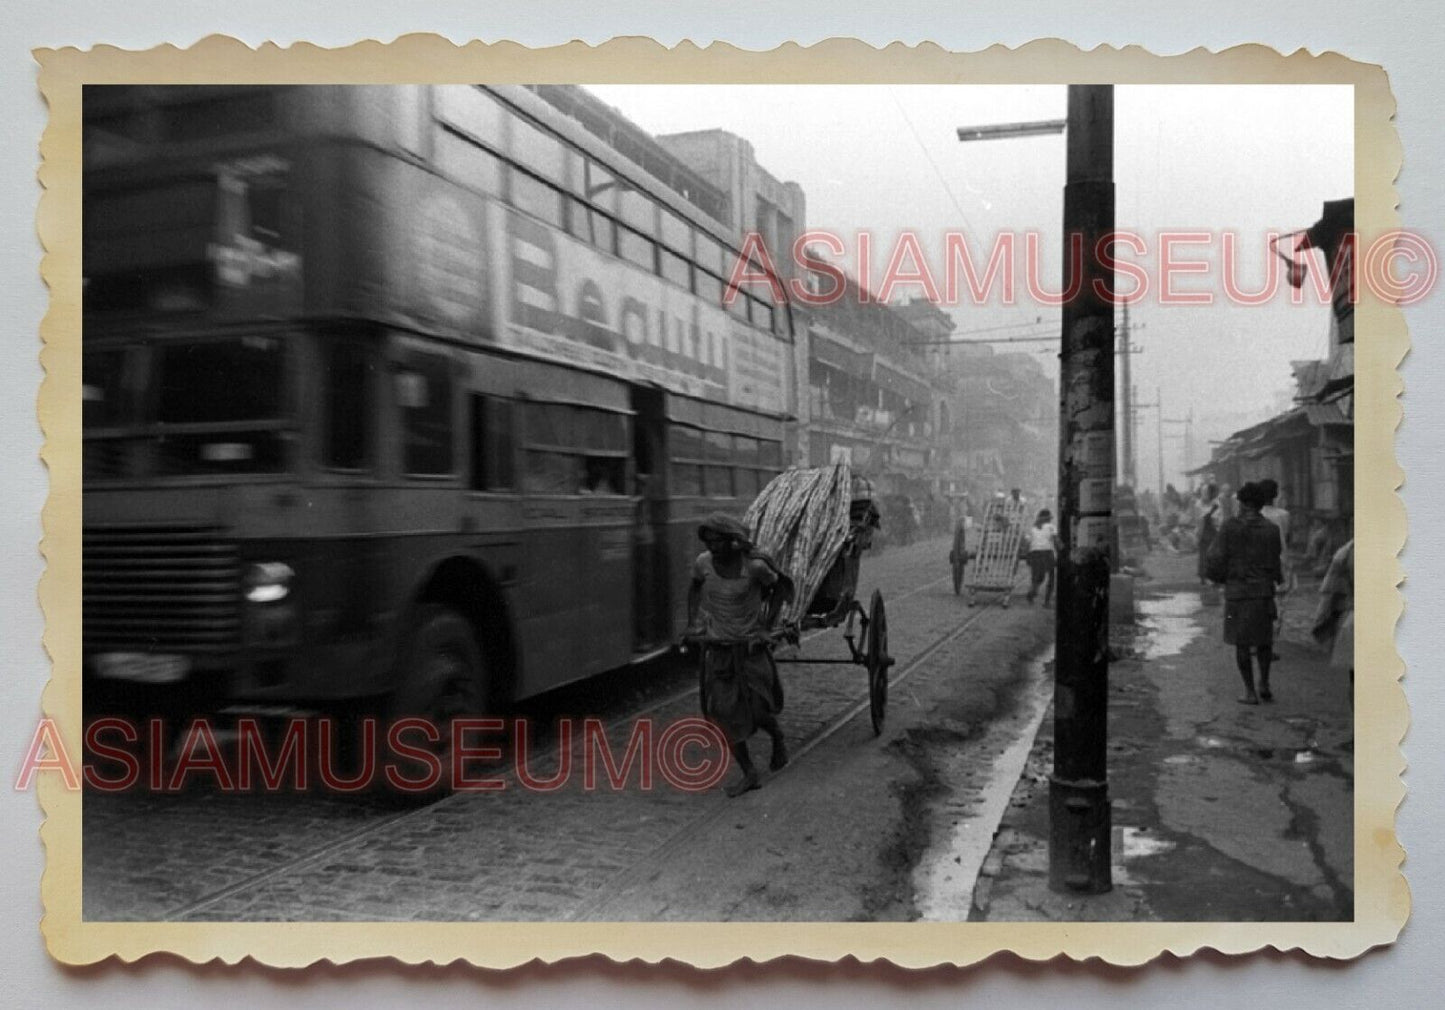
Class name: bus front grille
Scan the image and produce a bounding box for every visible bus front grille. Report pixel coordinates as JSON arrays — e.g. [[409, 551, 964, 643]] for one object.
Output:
[[83, 525, 241, 652]]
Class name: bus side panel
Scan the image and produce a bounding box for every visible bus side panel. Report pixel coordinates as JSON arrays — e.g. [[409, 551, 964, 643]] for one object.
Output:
[[339, 145, 492, 341], [512, 502, 635, 699]]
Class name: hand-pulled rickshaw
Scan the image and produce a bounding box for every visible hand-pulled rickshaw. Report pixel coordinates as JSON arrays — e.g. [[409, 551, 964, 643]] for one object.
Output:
[[686, 468, 895, 736]]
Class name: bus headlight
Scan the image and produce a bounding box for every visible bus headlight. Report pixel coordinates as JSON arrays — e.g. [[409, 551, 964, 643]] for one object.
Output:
[[243, 562, 294, 604]]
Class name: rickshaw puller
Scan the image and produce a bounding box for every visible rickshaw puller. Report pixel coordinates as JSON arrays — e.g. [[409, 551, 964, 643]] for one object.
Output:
[[683, 513, 790, 797]]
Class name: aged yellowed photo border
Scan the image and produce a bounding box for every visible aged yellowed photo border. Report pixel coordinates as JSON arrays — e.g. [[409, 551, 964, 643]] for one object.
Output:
[[35, 35, 1408, 968]]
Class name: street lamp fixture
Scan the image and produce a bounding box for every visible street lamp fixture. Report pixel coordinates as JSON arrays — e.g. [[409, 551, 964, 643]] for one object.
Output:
[[955, 119, 1067, 143]]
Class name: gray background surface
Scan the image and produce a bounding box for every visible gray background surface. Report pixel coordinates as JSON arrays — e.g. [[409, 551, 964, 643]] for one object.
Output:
[[2, 2, 1439, 1004]]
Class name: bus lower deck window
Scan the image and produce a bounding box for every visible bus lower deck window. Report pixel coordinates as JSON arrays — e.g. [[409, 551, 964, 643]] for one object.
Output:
[[470, 394, 515, 491], [325, 340, 372, 470], [397, 352, 454, 476]]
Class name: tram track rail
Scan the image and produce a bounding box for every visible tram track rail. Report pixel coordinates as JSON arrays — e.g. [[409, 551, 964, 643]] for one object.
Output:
[[127, 564, 1019, 922]]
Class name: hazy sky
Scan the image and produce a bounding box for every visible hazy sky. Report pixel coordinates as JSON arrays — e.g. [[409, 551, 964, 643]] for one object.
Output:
[[588, 84, 1353, 490]]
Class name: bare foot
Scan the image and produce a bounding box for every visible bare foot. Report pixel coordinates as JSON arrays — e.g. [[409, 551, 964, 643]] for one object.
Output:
[[1259, 688, 1274, 702], [725, 773, 761, 797], [1238, 695, 1260, 706]]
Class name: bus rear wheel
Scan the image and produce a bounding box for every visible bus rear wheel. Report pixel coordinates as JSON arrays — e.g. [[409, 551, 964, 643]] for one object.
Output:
[[387, 604, 488, 801]]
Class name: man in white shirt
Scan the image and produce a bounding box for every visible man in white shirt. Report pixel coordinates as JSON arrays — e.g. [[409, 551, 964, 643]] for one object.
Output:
[[1025, 508, 1060, 606]]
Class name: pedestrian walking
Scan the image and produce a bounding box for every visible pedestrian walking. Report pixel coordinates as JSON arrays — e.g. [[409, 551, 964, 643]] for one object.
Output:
[[948, 510, 972, 596], [1259, 478, 1295, 652], [1196, 483, 1222, 597], [1204, 482, 1284, 705], [1312, 538, 1355, 746], [1024, 508, 1059, 606], [683, 513, 790, 797]]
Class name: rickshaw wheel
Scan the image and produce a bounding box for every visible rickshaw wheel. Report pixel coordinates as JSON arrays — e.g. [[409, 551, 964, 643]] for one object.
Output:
[[866, 589, 890, 735]]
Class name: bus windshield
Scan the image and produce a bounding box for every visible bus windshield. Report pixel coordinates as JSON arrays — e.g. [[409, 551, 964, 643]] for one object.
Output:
[[84, 334, 293, 479]]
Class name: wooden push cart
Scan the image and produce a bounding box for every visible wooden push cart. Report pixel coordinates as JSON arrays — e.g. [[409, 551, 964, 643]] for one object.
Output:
[[964, 498, 1027, 607]]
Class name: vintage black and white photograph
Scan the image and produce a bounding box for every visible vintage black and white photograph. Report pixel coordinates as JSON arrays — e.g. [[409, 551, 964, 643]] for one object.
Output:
[[71, 72, 1370, 931]]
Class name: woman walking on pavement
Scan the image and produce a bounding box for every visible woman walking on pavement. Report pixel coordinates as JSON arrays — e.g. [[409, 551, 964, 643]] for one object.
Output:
[[683, 513, 790, 797], [1024, 508, 1060, 606], [1205, 482, 1284, 705]]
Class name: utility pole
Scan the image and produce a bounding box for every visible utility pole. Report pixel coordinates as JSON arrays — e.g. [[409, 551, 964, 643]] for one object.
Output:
[[1119, 303, 1133, 487], [1184, 407, 1196, 478], [1050, 85, 1114, 895], [1116, 305, 1147, 488], [953, 87, 1113, 896], [1156, 386, 1166, 499], [1160, 401, 1191, 493], [1129, 387, 1158, 493]]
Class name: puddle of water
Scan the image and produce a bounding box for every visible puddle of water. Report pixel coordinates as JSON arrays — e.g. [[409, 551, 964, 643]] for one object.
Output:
[[1139, 593, 1199, 618], [1293, 749, 1319, 765], [1111, 826, 1177, 886], [1137, 593, 1206, 659], [1163, 754, 1199, 765], [1195, 735, 1231, 750], [1120, 826, 1175, 860]]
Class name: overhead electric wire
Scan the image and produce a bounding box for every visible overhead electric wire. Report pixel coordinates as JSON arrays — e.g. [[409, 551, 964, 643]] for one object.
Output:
[[888, 90, 1047, 339]]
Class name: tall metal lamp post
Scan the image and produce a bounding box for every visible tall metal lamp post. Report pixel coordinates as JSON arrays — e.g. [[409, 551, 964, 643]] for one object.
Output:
[[957, 85, 1116, 894]]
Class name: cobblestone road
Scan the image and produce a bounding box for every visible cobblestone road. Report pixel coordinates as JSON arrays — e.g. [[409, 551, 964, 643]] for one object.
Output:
[[82, 536, 1045, 921]]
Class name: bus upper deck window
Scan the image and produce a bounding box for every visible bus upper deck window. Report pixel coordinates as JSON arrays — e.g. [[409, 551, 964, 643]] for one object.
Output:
[[511, 171, 564, 229], [324, 340, 372, 471], [584, 161, 618, 213]]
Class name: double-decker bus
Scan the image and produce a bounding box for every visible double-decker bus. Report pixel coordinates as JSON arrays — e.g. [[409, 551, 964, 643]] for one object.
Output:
[[82, 85, 796, 744]]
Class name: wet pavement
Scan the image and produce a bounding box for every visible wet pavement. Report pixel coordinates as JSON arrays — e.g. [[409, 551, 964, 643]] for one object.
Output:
[[972, 548, 1354, 922]]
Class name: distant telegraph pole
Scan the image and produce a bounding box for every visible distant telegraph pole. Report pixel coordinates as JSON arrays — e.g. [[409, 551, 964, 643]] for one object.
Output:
[[1050, 85, 1115, 895]]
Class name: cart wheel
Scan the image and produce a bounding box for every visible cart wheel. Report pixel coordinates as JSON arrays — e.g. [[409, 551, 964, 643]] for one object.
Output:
[[951, 558, 964, 595], [866, 589, 891, 735]]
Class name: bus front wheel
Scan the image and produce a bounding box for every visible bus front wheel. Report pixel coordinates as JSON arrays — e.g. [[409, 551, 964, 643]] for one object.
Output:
[[388, 604, 488, 799]]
